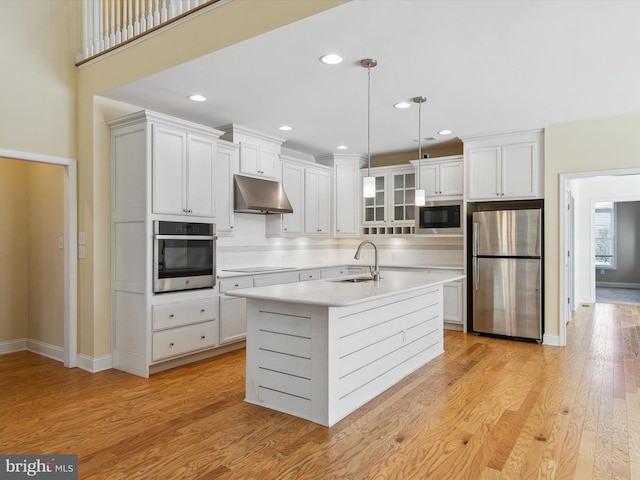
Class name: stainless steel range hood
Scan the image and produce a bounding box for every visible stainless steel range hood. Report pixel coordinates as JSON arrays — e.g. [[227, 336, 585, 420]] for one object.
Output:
[[233, 174, 293, 214]]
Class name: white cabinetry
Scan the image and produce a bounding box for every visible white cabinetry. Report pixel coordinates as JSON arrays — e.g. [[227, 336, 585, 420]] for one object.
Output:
[[266, 158, 332, 237], [317, 154, 364, 237], [464, 130, 543, 201], [152, 123, 220, 217], [361, 165, 416, 235], [218, 276, 253, 345], [412, 155, 463, 199], [215, 140, 239, 235], [108, 110, 232, 378], [219, 124, 284, 180]]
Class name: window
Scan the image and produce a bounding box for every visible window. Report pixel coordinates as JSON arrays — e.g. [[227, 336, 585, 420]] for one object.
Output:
[[594, 201, 616, 269]]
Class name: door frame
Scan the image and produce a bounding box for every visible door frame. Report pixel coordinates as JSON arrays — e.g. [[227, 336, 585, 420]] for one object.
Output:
[[559, 167, 640, 347], [0, 148, 77, 368]]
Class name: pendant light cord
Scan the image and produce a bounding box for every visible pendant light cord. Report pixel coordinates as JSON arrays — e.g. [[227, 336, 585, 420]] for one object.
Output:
[[367, 63, 371, 177]]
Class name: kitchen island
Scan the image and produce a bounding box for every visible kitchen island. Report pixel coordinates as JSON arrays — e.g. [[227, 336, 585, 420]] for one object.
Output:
[[226, 270, 465, 427]]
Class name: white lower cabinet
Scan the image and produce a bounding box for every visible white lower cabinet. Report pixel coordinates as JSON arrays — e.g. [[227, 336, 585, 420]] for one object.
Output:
[[220, 295, 248, 344], [153, 321, 218, 361], [443, 280, 463, 324]]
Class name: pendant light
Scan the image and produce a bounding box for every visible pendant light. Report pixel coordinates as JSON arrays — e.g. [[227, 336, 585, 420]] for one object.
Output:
[[413, 96, 427, 206], [361, 58, 377, 198]]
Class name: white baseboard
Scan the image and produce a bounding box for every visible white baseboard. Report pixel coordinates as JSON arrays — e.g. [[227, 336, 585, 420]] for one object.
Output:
[[27, 339, 64, 362], [77, 353, 113, 373], [596, 281, 640, 289], [0, 338, 28, 354], [543, 334, 561, 346]]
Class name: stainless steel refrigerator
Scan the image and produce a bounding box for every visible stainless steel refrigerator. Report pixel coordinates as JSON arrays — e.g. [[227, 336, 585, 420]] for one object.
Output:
[[471, 207, 542, 341]]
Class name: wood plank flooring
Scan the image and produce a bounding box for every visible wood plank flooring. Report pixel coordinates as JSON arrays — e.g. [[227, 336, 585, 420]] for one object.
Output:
[[1, 301, 639, 479]]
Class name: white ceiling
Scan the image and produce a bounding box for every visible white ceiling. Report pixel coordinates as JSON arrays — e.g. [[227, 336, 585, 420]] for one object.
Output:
[[100, 0, 640, 158]]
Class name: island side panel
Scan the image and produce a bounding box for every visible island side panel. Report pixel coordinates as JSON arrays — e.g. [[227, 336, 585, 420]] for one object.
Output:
[[326, 285, 444, 426], [245, 299, 316, 422]]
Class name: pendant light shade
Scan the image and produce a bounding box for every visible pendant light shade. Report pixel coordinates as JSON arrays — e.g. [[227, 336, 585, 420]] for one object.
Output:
[[361, 59, 377, 198], [413, 96, 427, 206]]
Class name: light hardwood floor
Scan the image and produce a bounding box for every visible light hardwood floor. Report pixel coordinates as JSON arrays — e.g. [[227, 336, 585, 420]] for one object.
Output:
[[1, 301, 639, 479]]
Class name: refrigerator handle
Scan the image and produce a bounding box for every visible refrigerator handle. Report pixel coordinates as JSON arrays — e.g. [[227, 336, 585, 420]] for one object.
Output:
[[473, 222, 480, 257], [474, 257, 479, 291]]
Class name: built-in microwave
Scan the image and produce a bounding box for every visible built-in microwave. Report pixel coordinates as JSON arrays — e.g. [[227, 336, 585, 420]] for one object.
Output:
[[416, 200, 463, 235], [153, 221, 217, 294]]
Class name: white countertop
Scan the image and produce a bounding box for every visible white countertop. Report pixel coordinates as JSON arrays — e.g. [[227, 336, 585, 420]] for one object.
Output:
[[225, 270, 465, 307]]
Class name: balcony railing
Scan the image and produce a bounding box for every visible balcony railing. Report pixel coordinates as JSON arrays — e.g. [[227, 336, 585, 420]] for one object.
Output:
[[78, 0, 220, 64]]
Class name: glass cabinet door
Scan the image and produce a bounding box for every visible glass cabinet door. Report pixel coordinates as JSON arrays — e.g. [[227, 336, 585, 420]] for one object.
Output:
[[392, 172, 415, 223], [363, 175, 386, 223]]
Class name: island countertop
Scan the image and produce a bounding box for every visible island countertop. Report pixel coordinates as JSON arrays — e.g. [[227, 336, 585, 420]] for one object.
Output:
[[225, 270, 465, 307]]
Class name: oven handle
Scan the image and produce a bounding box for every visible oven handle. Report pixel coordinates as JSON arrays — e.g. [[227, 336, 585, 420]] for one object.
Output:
[[154, 235, 217, 241]]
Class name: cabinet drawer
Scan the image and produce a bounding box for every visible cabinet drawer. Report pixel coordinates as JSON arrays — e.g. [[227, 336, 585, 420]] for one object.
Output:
[[321, 268, 348, 279], [152, 321, 218, 361], [153, 298, 217, 331], [299, 270, 321, 282], [219, 276, 254, 293]]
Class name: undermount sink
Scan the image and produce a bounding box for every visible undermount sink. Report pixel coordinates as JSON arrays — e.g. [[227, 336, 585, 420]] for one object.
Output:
[[334, 276, 375, 283]]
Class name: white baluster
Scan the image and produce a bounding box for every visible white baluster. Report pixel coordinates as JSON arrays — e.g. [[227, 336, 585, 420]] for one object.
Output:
[[154, 0, 160, 27], [161, 0, 168, 23], [115, 0, 122, 45], [109, 0, 116, 47], [127, 0, 133, 39], [168, 0, 176, 19], [134, 0, 141, 35], [146, 0, 153, 29], [94, 0, 102, 54], [102, 0, 109, 49], [140, 0, 147, 33]]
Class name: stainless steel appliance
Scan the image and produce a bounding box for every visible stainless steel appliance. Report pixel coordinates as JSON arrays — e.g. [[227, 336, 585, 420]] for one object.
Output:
[[416, 200, 463, 234], [471, 206, 542, 341], [233, 175, 293, 214], [153, 221, 216, 293]]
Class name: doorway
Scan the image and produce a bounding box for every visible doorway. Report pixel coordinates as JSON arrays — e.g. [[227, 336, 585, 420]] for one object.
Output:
[[0, 148, 77, 368], [560, 168, 640, 346]]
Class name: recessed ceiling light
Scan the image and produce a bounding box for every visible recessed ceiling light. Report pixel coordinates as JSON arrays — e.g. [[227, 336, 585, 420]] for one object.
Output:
[[337, 145, 348, 150], [394, 102, 411, 109], [320, 54, 343, 65], [438, 129, 453, 135], [188, 94, 207, 102], [279, 125, 292, 131]]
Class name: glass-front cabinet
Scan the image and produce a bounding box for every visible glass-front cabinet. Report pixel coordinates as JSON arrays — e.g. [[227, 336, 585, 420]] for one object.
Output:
[[362, 165, 416, 235]]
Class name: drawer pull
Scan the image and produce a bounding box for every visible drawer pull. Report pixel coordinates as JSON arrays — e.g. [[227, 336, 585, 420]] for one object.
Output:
[[169, 342, 174, 347], [169, 314, 174, 318], [201, 335, 206, 340], [234, 283, 239, 287], [200, 309, 205, 313]]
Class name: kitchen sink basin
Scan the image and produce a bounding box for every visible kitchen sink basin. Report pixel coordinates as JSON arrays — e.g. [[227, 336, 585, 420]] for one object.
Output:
[[334, 276, 375, 283]]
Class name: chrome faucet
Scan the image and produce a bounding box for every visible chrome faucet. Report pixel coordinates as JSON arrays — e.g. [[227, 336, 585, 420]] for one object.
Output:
[[354, 241, 380, 281]]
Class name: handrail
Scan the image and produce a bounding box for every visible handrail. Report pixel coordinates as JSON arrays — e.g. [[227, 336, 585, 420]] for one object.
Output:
[[77, 0, 219, 65]]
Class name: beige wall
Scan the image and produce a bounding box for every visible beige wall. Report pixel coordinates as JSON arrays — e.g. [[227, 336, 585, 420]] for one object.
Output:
[[0, 159, 29, 342], [27, 163, 65, 347], [0, 159, 64, 347], [544, 112, 640, 337]]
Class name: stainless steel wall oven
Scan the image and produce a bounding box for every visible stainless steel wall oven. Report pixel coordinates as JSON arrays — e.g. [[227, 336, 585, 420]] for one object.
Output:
[[153, 221, 216, 294]]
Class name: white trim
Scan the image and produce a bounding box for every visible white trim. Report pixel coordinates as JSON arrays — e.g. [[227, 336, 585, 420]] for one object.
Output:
[[77, 354, 113, 373], [0, 147, 78, 369], [542, 334, 561, 346], [27, 339, 64, 362], [559, 167, 640, 348], [0, 339, 28, 354]]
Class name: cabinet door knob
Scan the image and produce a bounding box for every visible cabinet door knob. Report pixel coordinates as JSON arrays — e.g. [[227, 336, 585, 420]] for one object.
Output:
[[234, 283, 239, 287], [169, 314, 174, 318], [169, 342, 174, 347], [201, 335, 206, 340], [200, 309, 205, 313]]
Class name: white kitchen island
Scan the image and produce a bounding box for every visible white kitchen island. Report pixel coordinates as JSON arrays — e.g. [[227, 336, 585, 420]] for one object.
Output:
[[226, 270, 465, 427]]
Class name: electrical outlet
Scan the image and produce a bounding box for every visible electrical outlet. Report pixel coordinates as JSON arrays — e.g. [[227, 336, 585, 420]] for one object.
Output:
[[58, 237, 64, 250]]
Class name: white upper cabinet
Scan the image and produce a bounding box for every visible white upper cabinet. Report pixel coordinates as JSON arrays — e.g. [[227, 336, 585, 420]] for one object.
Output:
[[215, 140, 239, 235], [143, 114, 223, 218], [413, 155, 464, 199], [464, 130, 543, 201], [219, 124, 284, 180], [281, 161, 305, 235], [304, 167, 331, 235]]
